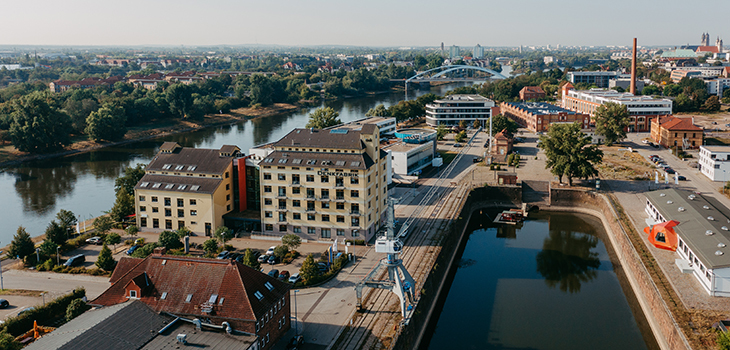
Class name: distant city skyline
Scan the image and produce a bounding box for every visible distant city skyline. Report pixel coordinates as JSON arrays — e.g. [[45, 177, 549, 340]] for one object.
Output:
[[2, 0, 729, 48]]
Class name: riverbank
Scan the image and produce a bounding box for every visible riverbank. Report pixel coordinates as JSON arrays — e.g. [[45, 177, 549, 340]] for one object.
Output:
[[0, 103, 301, 168]]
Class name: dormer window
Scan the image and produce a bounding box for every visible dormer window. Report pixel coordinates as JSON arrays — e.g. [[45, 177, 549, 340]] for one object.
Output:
[[130, 290, 138, 298]]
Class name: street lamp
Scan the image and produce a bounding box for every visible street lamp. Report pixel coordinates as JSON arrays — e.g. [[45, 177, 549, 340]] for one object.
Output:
[[35, 248, 39, 263], [56, 246, 61, 266], [293, 290, 300, 336]]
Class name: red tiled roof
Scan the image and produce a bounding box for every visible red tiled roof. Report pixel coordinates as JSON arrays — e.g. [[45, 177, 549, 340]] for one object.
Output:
[[92, 254, 290, 323], [696, 46, 720, 54], [494, 130, 510, 140], [658, 116, 703, 131], [520, 86, 545, 94]]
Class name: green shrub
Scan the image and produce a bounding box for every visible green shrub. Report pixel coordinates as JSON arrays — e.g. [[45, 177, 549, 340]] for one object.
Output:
[[223, 244, 235, 252], [344, 239, 366, 246], [65, 298, 90, 322], [2, 288, 86, 337], [37, 259, 55, 272]]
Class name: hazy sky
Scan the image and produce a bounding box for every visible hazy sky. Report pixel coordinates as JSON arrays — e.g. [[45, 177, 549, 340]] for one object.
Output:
[[3, 0, 729, 48]]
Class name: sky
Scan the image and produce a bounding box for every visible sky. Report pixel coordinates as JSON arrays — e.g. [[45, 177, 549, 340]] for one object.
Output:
[[2, 0, 729, 48]]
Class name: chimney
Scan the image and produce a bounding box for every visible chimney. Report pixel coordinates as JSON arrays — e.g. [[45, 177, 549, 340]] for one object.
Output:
[[630, 38, 637, 95], [153, 247, 167, 256]]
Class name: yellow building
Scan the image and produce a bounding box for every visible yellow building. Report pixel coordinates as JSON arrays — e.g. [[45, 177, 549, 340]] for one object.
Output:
[[134, 142, 239, 236], [258, 125, 388, 241]]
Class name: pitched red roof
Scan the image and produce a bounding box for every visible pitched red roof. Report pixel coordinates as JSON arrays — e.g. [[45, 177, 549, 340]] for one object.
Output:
[[92, 254, 290, 323], [658, 116, 703, 131], [696, 46, 720, 54], [520, 86, 545, 94]]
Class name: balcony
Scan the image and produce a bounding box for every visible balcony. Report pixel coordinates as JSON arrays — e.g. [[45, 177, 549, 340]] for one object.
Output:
[[350, 210, 361, 216], [290, 181, 302, 187], [319, 196, 330, 201], [276, 193, 287, 199], [335, 196, 346, 202], [306, 194, 316, 199], [306, 207, 317, 213], [335, 182, 345, 188], [277, 206, 287, 211]]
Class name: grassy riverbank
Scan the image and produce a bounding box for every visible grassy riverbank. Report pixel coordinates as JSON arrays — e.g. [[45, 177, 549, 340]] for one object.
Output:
[[0, 103, 300, 166]]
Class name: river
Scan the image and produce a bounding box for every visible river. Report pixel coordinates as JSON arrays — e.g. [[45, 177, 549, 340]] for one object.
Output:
[[0, 82, 481, 243], [423, 211, 658, 350]]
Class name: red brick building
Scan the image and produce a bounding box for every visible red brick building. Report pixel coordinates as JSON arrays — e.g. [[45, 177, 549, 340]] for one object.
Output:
[[91, 249, 290, 350], [519, 86, 546, 100], [500, 102, 589, 132], [650, 116, 704, 149], [492, 130, 513, 162]]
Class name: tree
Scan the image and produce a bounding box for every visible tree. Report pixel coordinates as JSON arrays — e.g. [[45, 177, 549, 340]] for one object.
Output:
[[202, 238, 219, 257], [56, 209, 77, 237], [594, 102, 630, 146], [38, 239, 57, 261], [274, 245, 289, 258], [702, 95, 721, 112], [125, 225, 139, 238], [454, 130, 467, 143], [458, 119, 468, 129], [8, 91, 72, 153], [718, 330, 730, 350], [489, 114, 519, 137], [242, 248, 261, 270], [281, 234, 302, 251], [539, 122, 603, 186], [0, 331, 22, 350], [214, 226, 233, 245], [45, 221, 68, 246], [305, 107, 341, 129], [66, 298, 91, 322], [93, 216, 113, 236], [96, 244, 116, 271], [8, 226, 34, 260], [641, 85, 660, 96], [84, 103, 127, 142], [166, 83, 195, 118], [472, 119, 481, 129], [300, 254, 319, 282], [105, 233, 121, 251], [109, 191, 134, 223], [159, 230, 183, 250], [436, 125, 448, 141], [365, 104, 390, 117], [114, 164, 146, 196]]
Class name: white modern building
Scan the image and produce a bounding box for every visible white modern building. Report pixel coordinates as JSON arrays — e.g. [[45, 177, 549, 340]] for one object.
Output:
[[567, 71, 626, 88], [336, 117, 397, 136], [645, 189, 730, 297], [661, 65, 724, 78], [699, 145, 730, 182], [425, 94, 497, 127], [383, 141, 434, 177], [706, 78, 730, 96]]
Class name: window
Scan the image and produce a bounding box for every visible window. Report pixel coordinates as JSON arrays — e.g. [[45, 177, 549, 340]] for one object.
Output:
[[151, 196, 158, 202], [176, 198, 184, 207], [278, 174, 286, 181], [140, 206, 146, 212], [279, 199, 286, 209], [264, 186, 272, 193], [351, 190, 359, 198], [307, 201, 315, 211], [293, 213, 301, 220], [265, 211, 273, 218], [321, 229, 331, 238], [153, 218, 159, 228], [307, 188, 315, 198], [292, 187, 300, 194], [140, 217, 147, 227], [264, 198, 272, 205], [130, 290, 137, 298], [321, 175, 329, 183], [190, 210, 197, 216], [321, 189, 329, 199], [337, 229, 345, 236], [178, 209, 184, 217], [226, 194, 231, 201], [189, 199, 197, 205], [265, 224, 273, 231], [178, 220, 185, 229], [139, 195, 146, 202], [336, 190, 345, 200], [322, 214, 330, 222], [263, 173, 272, 180], [165, 208, 172, 217], [337, 215, 345, 223], [279, 225, 287, 232], [164, 197, 171, 206], [351, 177, 359, 184], [352, 217, 360, 226], [352, 229, 359, 237], [293, 200, 301, 207], [279, 213, 286, 222], [152, 207, 159, 213], [292, 174, 300, 184], [226, 184, 230, 190], [307, 213, 315, 221], [306, 175, 314, 182], [293, 226, 302, 233], [278, 187, 286, 196], [322, 202, 330, 209], [308, 227, 316, 234], [337, 203, 345, 210], [165, 220, 172, 230]]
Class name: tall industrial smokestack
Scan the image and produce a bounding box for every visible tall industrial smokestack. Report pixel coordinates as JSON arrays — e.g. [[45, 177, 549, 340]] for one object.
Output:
[[630, 38, 637, 95]]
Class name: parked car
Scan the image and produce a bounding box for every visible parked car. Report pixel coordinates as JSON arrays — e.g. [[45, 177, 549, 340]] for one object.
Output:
[[268, 269, 279, 278], [649, 154, 660, 159], [288, 273, 301, 284], [64, 254, 85, 267], [268, 255, 279, 265], [266, 246, 276, 255], [473, 156, 483, 163], [18, 307, 34, 316], [278, 271, 290, 281], [641, 139, 649, 144], [126, 245, 141, 255], [85, 237, 102, 245], [257, 254, 268, 263], [286, 335, 305, 350], [453, 143, 462, 148], [216, 251, 230, 259], [665, 168, 676, 174], [678, 175, 687, 181], [0, 299, 9, 308], [228, 253, 241, 261]]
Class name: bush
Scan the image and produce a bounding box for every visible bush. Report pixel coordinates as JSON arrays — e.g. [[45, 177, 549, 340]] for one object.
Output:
[[131, 242, 160, 258], [36, 259, 55, 272], [2, 288, 86, 337], [223, 244, 235, 252], [65, 298, 90, 322]]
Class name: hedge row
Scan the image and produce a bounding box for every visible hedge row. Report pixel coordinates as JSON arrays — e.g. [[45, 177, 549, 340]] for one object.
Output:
[[2, 288, 86, 337]]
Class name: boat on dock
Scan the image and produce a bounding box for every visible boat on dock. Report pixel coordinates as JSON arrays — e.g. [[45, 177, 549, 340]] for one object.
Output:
[[493, 209, 527, 225]]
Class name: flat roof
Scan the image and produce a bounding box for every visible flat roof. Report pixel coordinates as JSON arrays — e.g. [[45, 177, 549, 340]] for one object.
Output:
[[383, 142, 423, 153], [504, 102, 579, 115], [645, 189, 730, 269], [395, 128, 436, 136], [702, 145, 730, 153]]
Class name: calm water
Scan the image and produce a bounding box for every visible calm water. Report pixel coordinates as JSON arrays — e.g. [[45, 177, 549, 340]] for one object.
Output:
[[0, 83, 478, 242], [425, 211, 658, 350]]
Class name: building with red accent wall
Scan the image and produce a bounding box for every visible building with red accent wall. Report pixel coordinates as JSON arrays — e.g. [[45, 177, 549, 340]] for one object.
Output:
[[91, 248, 290, 350]]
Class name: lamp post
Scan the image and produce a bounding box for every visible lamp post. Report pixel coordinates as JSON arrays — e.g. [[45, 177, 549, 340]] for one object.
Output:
[[35, 248, 39, 263], [56, 246, 60, 266], [294, 290, 300, 336]]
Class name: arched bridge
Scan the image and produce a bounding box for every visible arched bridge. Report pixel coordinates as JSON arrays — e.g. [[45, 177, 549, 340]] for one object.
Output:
[[405, 65, 507, 84]]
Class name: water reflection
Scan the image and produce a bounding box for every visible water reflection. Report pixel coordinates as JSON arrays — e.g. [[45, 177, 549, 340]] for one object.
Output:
[[535, 229, 601, 294], [14, 165, 78, 215]]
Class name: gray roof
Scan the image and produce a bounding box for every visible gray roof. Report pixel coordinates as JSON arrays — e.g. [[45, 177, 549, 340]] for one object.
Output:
[[25, 301, 173, 350], [147, 147, 235, 175], [645, 189, 730, 269], [140, 320, 255, 350], [275, 128, 365, 150], [134, 174, 222, 194], [262, 150, 374, 170], [504, 102, 580, 116]]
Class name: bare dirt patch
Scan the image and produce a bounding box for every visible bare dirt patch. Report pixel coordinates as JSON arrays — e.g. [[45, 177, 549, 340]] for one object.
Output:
[[597, 147, 655, 181]]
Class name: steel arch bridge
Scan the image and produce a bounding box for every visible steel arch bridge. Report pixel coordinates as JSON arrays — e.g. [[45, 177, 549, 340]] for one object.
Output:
[[405, 65, 507, 84]]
